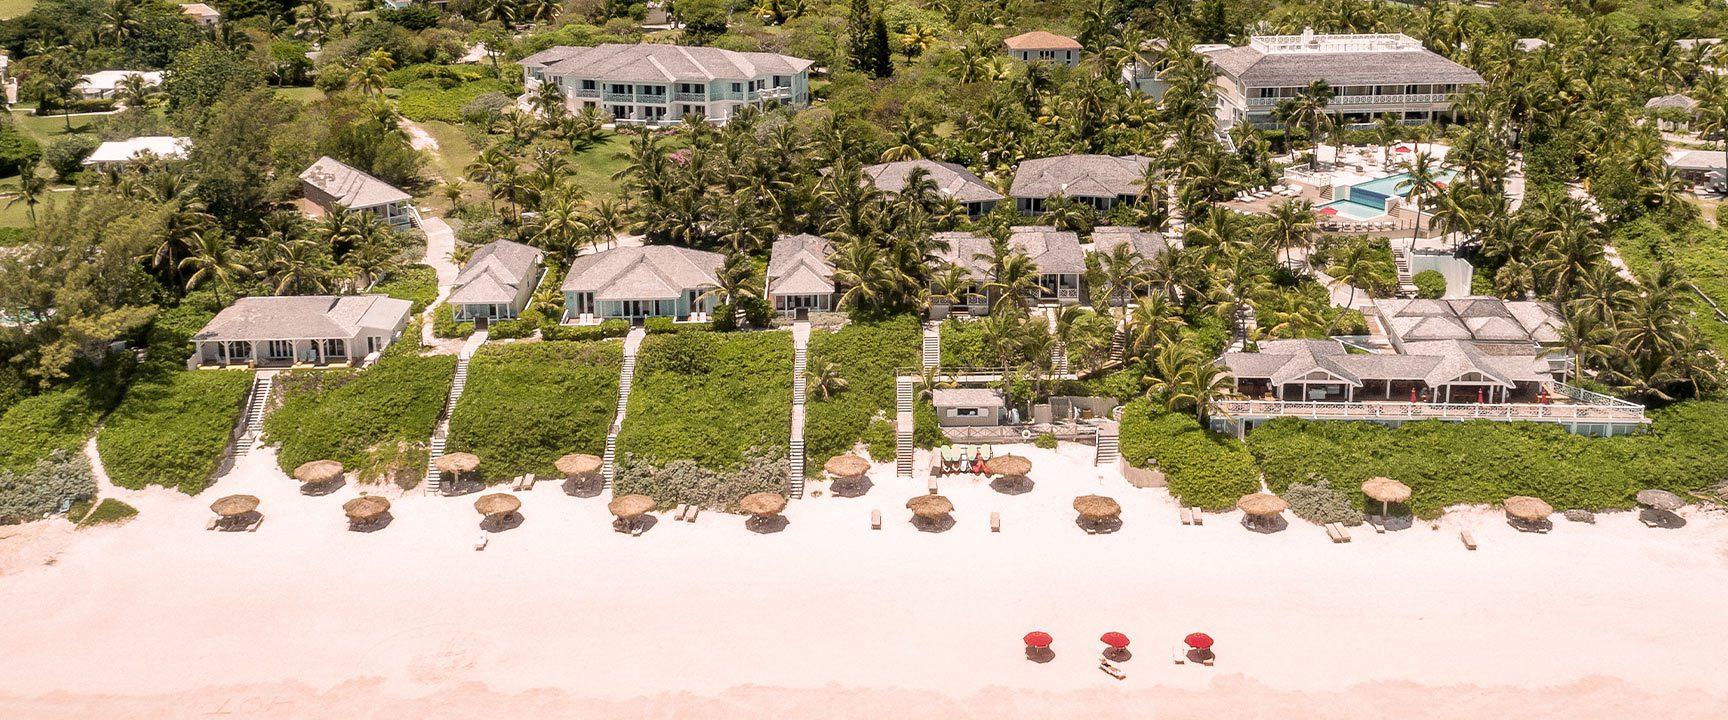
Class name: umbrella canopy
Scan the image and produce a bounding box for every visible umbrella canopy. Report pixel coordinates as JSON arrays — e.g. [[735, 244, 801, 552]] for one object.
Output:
[[343, 495, 391, 520], [1636, 489, 1684, 511], [1237, 492, 1289, 517], [1361, 477, 1412, 504], [210, 494, 259, 517], [739, 492, 788, 516], [1023, 631, 1052, 648], [1318, 206, 1338, 216], [906, 494, 954, 518], [1502, 495, 1554, 522], [436, 452, 480, 474], [824, 454, 871, 478], [985, 454, 1032, 477], [1185, 632, 1214, 650], [293, 459, 344, 484], [473, 493, 521, 517], [1072, 495, 1122, 520], [609, 494, 655, 518], [1100, 632, 1130, 649], [555, 453, 602, 477]]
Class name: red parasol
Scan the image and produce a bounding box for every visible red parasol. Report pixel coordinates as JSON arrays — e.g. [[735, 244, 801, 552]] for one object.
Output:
[[1319, 206, 1338, 216], [1409, 388, 1418, 403], [1185, 632, 1214, 650], [1434, 180, 1448, 189], [1101, 632, 1130, 649], [1395, 146, 1411, 153], [1024, 631, 1053, 648], [1478, 388, 1485, 403]]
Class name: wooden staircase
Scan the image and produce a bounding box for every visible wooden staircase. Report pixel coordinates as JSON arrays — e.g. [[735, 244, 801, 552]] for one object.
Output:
[[602, 328, 647, 488], [1109, 328, 1126, 364], [921, 322, 940, 368], [894, 376, 914, 478], [788, 323, 809, 498], [1093, 420, 1120, 467], [422, 350, 473, 494], [232, 373, 273, 456]]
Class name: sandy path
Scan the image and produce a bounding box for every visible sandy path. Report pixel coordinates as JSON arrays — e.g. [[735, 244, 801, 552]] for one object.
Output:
[[2, 444, 1726, 717]]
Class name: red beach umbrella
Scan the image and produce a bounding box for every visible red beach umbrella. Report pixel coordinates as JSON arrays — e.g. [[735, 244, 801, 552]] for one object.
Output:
[[1395, 146, 1411, 153], [1319, 206, 1338, 216], [1024, 631, 1053, 649], [1185, 632, 1214, 650], [1101, 632, 1130, 649]]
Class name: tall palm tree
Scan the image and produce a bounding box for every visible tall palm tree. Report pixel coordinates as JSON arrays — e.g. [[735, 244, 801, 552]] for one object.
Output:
[[1143, 342, 1233, 426], [177, 232, 252, 303], [1262, 199, 1318, 269], [1274, 80, 1335, 171], [1401, 152, 1442, 249], [6, 170, 48, 224], [349, 50, 394, 96]]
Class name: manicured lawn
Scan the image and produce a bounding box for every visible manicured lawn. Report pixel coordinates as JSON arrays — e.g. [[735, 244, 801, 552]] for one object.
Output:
[[616, 330, 791, 470], [9, 109, 100, 146], [264, 351, 456, 485], [564, 133, 632, 200], [0, 0, 35, 17], [446, 341, 621, 480], [98, 369, 252, 494]]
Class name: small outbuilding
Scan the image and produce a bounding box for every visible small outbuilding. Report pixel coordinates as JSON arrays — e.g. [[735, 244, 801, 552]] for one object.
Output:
[[931, 388, 1007, 428]]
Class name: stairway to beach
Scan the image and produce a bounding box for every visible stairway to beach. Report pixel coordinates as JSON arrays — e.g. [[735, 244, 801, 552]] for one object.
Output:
[[1392, 246, 1418, 297], [423, 331, 485, 494], [788, 322, 810, 498], [1093, 420, 1120, 467], [921, 322, 939, 368], [894, 376, 914, 478], [1045, 308, 1070, 377], [602, 328, 647, 489], [232, 372, 274, 456]]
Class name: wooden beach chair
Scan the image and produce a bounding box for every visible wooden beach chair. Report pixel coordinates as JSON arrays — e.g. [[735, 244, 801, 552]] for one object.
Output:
[[1179, 507, 1193, 525], [1098, 661, 1127, 680], [1326, 522, 1351, 543], [990, 511, 1001, 533], [1189, 507, 1204, 525], [685, 506, 699, 523], [674, 504, 690, 522], [1367, 515, 1386, 534], [521, 473, 536, 490], [870, 509, 882, 530], [474, 534, 488, 551], [1460, 529, 1477, 550]]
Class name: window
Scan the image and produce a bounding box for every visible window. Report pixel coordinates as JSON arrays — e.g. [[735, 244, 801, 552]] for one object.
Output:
[[610, 84, 629, 94], [955, 408, 980, 417], [731, 82, 742, 93], [581, 80, 596, 90], [267, 340, 293, 359], [323, 339, 346, 358], [366, 336, 380, 354]]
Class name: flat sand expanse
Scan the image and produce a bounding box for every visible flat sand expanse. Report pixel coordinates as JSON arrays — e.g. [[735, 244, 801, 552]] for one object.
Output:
[[3, 443, 1727, 719]]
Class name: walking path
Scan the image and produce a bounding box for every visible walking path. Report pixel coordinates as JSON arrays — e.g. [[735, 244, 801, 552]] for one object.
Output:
[[788, 322, 810, 498], [401, 119, 440, 152], [418, 216, 459, 349], [601, 328, 647, 487]]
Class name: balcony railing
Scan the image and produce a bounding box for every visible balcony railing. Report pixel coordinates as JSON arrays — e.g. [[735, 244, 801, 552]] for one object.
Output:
[[1211, 399, 1649, 424], [637, 93, 669, 104], [602, 91, 633, 102], [1550, 381, 1643, 408], [755, 87, 791, 100], [572, 87, 600, 98], [673, 91, 707, 102], [1246, 93, 1450, 108]]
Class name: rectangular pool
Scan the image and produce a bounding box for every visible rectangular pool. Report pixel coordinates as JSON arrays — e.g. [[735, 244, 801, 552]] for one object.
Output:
[[1316, 200, 1387, 220]]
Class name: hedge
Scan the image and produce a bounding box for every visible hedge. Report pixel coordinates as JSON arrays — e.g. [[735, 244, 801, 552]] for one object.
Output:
[[98, 369, 252, 493], [0, 377, 125, 475], [542, 318, 630, 341], [445, 341, 621, 481], [1413, 269, 1446, 299], [1247, 401, 1728, 516], [398, 78, 512, 123], [804, 316, 931, 469], [432, 304, 475, 338], [264, 352, 456, 483], [1117, 400, 1261, 510], [373, 264, 440, 314], [616, 330, 792, 470]]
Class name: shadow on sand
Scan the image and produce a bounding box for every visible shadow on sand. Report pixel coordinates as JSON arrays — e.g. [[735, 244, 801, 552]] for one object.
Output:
[[562, 476, 605, 498], [911, 515, 956, 533], [747, 515, 790, 534], [990, 476, 1034, 495], [481, 512, 525, 533]]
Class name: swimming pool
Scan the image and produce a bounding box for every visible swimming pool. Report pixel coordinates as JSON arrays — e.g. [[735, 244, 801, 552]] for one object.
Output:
[[1316, 199, 1388, 220], [1347, 170, 1458, 206]]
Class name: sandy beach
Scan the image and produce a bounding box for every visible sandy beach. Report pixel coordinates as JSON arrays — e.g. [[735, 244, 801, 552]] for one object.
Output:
[[3, 442, 1727, 719]]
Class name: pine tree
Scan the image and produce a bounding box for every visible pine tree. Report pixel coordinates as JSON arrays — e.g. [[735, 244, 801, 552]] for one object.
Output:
[[847, 0, 874, 73], [869, 16, 894, 78]]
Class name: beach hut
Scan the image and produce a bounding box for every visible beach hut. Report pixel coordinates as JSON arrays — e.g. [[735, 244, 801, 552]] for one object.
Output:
[[1502, 495, 1553, 532], [1073, 494, 1122, 532], [1236, 492, 1288, 532], [555, 453, 602, 478], [342, 495, 391, 529], [209, 494, 260, 530], [1361, 477, 1411, 519], [293, 459, 344, 494], [474, 493, 522, 530], [906, 494, 955, 531], [609, 494, 656, 533], [435, 452, 481, 491]]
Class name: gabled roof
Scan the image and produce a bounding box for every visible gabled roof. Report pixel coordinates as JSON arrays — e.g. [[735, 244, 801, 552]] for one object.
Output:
[[521, 44, 813, 82], [1003, 31, 1081, 51], [861, 160, 1003, 204], [1645, 93, 1699, 111], [1373, 297, 1562, 348], [1666, 149, 1724, 172], [1089, 226, 1173, 258], [179, 3, 219, 17], [1009, 155, 1151, 199], [933, 228, 1086, 277], [766, 234, 835, 297], [562, 246, 723, 300], [1202, 35, 1483, 88], [1221, 338, 1548, 389], [299, 156, 411, 210], [932, 388, 1006, 408], [82, 136, 189, 165], [193, 295, 411, 342], [449, 239, 543, 305]]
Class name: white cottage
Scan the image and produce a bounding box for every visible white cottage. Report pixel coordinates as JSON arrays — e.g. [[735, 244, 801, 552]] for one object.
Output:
[[189, 295, 412, 369]]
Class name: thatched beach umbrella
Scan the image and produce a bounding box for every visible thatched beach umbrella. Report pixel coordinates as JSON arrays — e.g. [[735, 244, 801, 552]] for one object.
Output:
[[1636, 489, 1684, 511], [609, 494, 655, 519], [1503, 496, 1553, 523], [1237, 493, 1288, 517], [474, 493, 521, 518], [293, 460, 344, 485], [436, 452, 480, 474], [739, 492, 788, 517], [1361, 477, 1412, 517], [985, 454, 1032, 478], [555, 453, 602, 478], [1073, 495, 1122, 521], [210, 494, 260, 517], [906, 494, 954, 518], [824, 454, 871, 478], [343, 495, 391, 523]]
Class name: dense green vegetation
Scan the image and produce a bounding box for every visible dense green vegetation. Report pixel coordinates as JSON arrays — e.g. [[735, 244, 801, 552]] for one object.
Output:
[[0, 372, 125, 475], [617, 331, 792, 471], [1117, 400, 1260, 510], [1613, 216, 1728, 350], [77, 498, 138, 527], [804, 316, 941, 468], [98, 370, 251, 493], [446, 340, 621, 480], [0, 448, 93, 525], [373, 264, 441, 314], [264, 352, 456, 484]]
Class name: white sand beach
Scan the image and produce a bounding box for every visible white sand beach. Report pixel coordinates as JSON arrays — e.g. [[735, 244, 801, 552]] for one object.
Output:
[[3, 442, 1727, 718]]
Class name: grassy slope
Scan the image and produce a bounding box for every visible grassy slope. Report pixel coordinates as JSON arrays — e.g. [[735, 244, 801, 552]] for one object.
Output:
[[445, 340, 621, 480], [1613, 217, 1728, 348], [804, 316, 923, 468], [0, 0, 35, 18], [98, 370, 252, 493], [264, 352, 456, 479], [616, 331, 792, 470]]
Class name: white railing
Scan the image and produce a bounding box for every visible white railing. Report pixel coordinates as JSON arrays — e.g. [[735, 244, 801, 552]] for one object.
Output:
[[1550, 381, 1642, 408], [1213, 399, 1648, 424], [1246, 93, 1449, 108]]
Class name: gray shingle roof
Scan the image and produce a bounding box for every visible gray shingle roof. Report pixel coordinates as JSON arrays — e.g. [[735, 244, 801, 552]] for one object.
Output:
[[1373, 297, 1561, 348], [933, 228, 1086, 277], [1009, 155, 1150, 199], [299, 156, 410, 210], [193, 295, 411, 342], [522, 44, 813, 83], [1645, 93, 1699, 111], [861, 160, 1003, 204], [1666, 149, 1724, 172], [1203, 41, 1483, 88], [449, 239, 543, 305], [562, 246, 722, 300], [1089, 226, 1172, 257], [932, 388, 1006, 408], [766, 234, 835, 297]]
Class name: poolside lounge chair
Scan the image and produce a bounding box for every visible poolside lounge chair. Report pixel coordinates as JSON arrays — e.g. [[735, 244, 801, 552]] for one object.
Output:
[[990, 511, 1001, 532], [870, 508, 882, 530], [1098, 660, 1127, 680]]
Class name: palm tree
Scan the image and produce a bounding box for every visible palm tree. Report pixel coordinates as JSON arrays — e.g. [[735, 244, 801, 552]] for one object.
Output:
[[832, 237, 899, 317], [349, 50, 394, 96], [1143, 342, 1233, 426], [116, 73, 157, 109], [1126, 294, 1186, 360], [7, 170, 48, 224], [1325, 240, 1392, 313], [1401, 152, 1442, 249], [1373, 113, 1403, 167], [1274, 80, 1335, 171], [1262, 199, 1318, 269], [880, 114, 935, 162], [177, 231, 252, 303], [806, 358, 850, 400]]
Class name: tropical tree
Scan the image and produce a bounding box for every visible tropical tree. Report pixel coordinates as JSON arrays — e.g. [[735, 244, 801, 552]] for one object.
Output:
[[806, 358, 850, 400], [1273, 80, 1335, 171], [177, 231, 252, 303]]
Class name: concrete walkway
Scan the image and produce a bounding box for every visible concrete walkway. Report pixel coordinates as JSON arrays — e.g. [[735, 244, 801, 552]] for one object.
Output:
[[419, 216, 459, 349]]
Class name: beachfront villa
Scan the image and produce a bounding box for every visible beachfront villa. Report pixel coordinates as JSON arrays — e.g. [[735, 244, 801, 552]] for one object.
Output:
[[1213, 298, 1647, 437], [1087, 226, 1174, 305], [188, 295, 412, 369], [448, 239, 544, 325], [1199, 31, 1484, 130], [765, 234, 837, 317], [932, 388, 1009, 427], [75, 70, 162, 99], [298, 156, 415, 228], [929, 227, 1086, 317], [562, 246, 722, 324], [80, 136, 189, 170], [1666, 149, 1724, 185], [1009, 154, 1151, 214], [862, 160, 1003, 217], [1003, 31, 1082, 67], [519, 44, 812, 126]]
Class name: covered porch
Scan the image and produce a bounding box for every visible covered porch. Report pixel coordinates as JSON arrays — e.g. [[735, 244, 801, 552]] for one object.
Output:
[[193, 337, 359, 369], [772, 292, 832, 316], [1034, 273, 1082, 304]]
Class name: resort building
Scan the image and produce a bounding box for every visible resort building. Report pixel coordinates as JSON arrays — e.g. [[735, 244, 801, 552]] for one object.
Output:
[[80, 136, 189, 170], [932, 388, 1008, 428], [1667, 149, 1724, 184], [1198, 30, 1484, 130], [861, 160, 1003, 217], [1087, 226, 1174, 305], [1003, 31, 1082, 67], [448, 239, 544, 325], [75, 70, 162, 99], [189, 295, 412, 369], [1213, 298, 1646, 437], [179, 3, 220, 25], [519, 44, 813, 126], [929, 227, 1086, 317], [1009, 154, 1151, 214], [298, 156, 415, 228], [562, 246, 722, 323], [765, 234, 837, 317]]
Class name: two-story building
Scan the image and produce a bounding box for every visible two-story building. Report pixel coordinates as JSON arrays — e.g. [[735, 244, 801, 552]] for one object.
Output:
[[1196, 30, 1484, 131], [520, 44, 813, 126]]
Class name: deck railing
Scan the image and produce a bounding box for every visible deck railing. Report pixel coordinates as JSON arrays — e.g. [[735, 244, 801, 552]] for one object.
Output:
[[1550, 381, 1642, 408], [1212, 398, 1648, 424], [1246, 93, 1449, 108]]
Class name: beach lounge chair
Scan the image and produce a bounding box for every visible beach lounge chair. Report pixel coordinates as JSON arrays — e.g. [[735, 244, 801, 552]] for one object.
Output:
[[1098, 661, 1127, 680], [474, 534, 488, 551], [990, 511, 1001, 532], [1179, 507, 1193, 525], [631, 522, 645, 536], [870, 508, 882, 530], [1460, 529, 1477, 550], [521, 473, 536, 490], [1326, 522, 1351, 543], [685, 506, 699, 523], [1189, 507, 1204, 525], [206, 517, 219, 531], [927, 477, 939, 494], [1173, 644, 1187, 664], [1367, 515, 1387, 533], [674, 504, 690, 521], [247, 516, 264, 532]]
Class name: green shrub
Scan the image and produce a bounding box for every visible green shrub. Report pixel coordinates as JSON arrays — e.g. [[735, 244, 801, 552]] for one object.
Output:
[[446, 341, 620, 480], [1118, 400, 1260, 510], [617, 330, 791, 470], [78, 498, 138, 526], [265, 353, 456, 484], [643, 316, 676, 333], [1033, 433, 1058, 449], [542, 318, 631, 340], [1284, 479, 1365, 526], [145, 291, 224, 366], [0, 382, 117, 475], [613, 447, 787, 510], [432, 304, 475, 338], [939, 318, 994, 367], [372, 265, 439, 313], [1413, 269, 1446, 298], [0, 122, 41, 177], [804, 316, 924, 469], [98, 369, 252, 493], [397, 78, 512, 123], [486, 312, 541, 339], [0, 450, 95, 525], [42, 134, 99, 181]]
